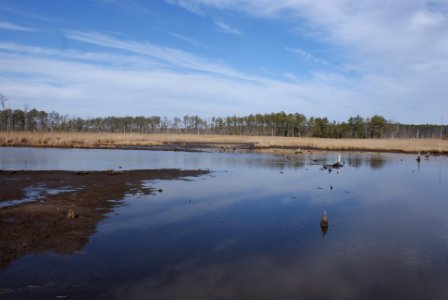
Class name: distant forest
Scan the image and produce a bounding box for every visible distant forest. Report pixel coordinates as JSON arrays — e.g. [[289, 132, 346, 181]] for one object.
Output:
[[0, 106, 447, 139]]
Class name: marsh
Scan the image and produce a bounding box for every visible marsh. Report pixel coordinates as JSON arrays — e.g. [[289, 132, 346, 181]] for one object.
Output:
[[1, 147, 447, 299]]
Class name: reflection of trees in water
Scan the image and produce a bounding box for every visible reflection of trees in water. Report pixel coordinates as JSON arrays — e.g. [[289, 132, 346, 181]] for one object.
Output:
[[369, 155, 386, 169], [345, 154, 387, 170], [232, 152, 392, 171], [204, 155, 306, 170], [246, 156, 306, 170], [347, 156, 363, 168], [321, 225, 328, 237]]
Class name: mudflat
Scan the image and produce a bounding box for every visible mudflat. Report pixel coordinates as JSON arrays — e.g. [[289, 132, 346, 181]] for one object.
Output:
[[0, 169, 209, 269]]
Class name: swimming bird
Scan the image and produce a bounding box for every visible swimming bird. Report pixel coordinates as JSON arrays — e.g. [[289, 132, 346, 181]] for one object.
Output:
[[416, 152, 421, 162], [321, 210, 328, 228]]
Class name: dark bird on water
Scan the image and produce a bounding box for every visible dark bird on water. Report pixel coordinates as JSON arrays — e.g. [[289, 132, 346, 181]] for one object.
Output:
[[321, 210, 328, 228]]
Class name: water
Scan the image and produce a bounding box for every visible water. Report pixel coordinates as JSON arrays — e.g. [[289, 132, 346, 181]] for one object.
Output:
[[1, 147, 448, 299]]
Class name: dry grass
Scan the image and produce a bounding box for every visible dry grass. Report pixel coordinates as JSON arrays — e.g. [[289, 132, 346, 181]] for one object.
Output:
[[0, 132, 166, 148], [1, 131, 447, 154]]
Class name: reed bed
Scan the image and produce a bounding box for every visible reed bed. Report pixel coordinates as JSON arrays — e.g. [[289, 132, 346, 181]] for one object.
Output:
[[1, 132, 447, 154]]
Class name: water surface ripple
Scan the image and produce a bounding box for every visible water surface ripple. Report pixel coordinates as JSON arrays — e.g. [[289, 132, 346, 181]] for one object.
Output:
[[1, 147, 448, 299]]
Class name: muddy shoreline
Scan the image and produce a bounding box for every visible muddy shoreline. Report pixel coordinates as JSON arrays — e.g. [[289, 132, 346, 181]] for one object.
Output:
[[6, 143, 448, 156], [3, 143, 447, 155], [0, 169, 209, 269]]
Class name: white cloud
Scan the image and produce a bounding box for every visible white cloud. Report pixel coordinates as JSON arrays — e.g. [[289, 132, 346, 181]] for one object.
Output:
[[171, 0, 448, 69], [164, 0, 448, 123], [0, 21, 37, 32], [0, 42, 370, 120], [286, 47, 327, 64], [411, 10, 446, 29], [65, 31, 256, 81], [170, 33, 209, 49], [215, 20, 243, 36], [1, 32, 447, 123], [2, 0, 448, 123], [165, 0, 205, 15]]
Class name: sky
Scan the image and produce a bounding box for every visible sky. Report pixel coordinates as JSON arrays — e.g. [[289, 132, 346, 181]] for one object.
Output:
[[0, 0, 448, 124]]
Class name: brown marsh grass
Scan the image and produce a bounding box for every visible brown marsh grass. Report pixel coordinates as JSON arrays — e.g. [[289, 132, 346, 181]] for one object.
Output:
[[1, 131, 447, 154]]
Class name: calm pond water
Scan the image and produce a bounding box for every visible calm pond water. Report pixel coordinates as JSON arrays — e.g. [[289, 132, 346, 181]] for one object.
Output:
[[1, 147, 448, 299]]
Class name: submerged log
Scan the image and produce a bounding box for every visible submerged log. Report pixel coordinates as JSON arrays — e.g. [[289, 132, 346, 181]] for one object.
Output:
[[321, 210, 328, 228], [326, 154, 343, 169]]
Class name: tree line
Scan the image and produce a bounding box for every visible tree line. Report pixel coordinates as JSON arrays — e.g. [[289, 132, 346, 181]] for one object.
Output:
[[0, 101, 446, 139]]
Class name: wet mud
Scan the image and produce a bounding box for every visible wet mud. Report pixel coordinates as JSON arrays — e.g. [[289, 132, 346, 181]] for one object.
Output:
[[0, 169, 209, 269]]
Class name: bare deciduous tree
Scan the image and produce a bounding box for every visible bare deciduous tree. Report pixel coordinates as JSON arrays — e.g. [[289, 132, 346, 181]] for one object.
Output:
[[0, 93, 8, 131], [0, 93, 7, 110]]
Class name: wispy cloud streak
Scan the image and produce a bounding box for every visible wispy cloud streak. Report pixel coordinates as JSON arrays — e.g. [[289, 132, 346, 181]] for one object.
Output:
[[0, 41, 365, 120], [65, 31, 259, 82], [165, 0, 204, 15], [286, 47, 327, 64], [170, 32, 213, 49], [215, 21, 243, 36], [0, 21, 38, 32]]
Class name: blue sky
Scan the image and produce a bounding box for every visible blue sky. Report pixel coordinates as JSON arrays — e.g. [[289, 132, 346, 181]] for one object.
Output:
[[1, 0, 448, 123]]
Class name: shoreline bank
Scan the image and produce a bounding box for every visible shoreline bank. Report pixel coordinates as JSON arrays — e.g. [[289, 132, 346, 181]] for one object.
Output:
[[1, 132, 447, 154]]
